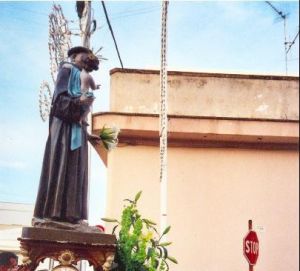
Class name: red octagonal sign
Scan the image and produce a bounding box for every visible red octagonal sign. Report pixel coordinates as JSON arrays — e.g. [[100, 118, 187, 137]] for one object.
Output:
[[243, 230, 259, 265]]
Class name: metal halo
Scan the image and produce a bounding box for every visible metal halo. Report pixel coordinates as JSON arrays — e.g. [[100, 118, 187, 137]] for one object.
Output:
[[39, 81, 53, 122], [48, 4, 72, 83]]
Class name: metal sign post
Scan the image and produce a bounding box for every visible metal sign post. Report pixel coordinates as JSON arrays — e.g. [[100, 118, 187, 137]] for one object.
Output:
[[243, 220, 260, 271]]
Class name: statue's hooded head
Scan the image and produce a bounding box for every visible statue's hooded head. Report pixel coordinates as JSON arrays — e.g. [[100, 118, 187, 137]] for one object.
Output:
[[68, 46, 91, 58], [68, 46, 99, 72]]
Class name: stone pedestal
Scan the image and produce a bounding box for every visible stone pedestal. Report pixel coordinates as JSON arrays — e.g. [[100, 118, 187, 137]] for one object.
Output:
[[18, 227, 116, 271]]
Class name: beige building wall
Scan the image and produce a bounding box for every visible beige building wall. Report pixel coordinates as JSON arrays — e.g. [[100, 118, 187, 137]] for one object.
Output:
[[0, 202, 33, 252], [109, 69, 299, 120], [93, 68, 299, 271], [105, 146, 299, 271]]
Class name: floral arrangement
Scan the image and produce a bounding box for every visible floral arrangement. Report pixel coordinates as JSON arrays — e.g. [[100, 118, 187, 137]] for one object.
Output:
[[102, 192, 178, 271], [99, 125, 120, 151]]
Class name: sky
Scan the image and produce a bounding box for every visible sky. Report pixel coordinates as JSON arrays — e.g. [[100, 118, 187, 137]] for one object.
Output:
[[0, 0, 299, 225]]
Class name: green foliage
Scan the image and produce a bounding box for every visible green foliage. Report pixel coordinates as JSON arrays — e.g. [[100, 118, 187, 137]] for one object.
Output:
[[102, 191, 178, 271]]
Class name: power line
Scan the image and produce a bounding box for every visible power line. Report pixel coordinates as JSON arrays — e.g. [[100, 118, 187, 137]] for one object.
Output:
[[2, 4, 49, 17], [94, 6, 160, 29], [0, 14, 48, 28], [98, 5, 160, 19], [109, 7, 160, 21], [101, 1, 124, 69]]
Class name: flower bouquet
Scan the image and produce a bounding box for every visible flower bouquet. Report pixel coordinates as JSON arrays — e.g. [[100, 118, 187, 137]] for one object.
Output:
[[99, 125, 120, 151]]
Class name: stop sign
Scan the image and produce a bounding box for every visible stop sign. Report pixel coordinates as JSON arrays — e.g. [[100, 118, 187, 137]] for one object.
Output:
[[243, 230, 259, 265]]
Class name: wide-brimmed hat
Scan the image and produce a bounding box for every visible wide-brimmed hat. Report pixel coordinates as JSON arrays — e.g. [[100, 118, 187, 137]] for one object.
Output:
[[67, 46, 92, 57]]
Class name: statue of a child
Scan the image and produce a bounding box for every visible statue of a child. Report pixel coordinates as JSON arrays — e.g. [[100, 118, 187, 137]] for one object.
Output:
[[79, 53, 101, 124]]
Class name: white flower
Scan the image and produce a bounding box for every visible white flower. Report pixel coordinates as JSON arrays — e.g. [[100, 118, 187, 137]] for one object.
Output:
[[100, 125, 120, 151]]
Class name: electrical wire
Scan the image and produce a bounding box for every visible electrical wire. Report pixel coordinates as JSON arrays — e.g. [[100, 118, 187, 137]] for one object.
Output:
[[99, 4, 159, 19], [0, 15, 47, 28], [101, 1, 124, 69], [1, 4, 49, 17], [109, 7, 160, 21]]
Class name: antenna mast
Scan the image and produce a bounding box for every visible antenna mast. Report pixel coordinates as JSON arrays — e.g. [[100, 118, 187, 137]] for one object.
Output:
[[286, 27, 299, 54], [266, 1, 290, 75]]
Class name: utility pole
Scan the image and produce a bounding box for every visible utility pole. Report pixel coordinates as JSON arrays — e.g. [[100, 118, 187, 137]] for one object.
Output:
[[77, 1, 92, 48], [76, 2, 93, 248], [76, 1, 92, 48]]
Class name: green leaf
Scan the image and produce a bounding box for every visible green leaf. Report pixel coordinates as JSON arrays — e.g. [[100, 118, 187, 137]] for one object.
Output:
[[162, 247, 168, 259], [124, 199, 134, 204], [164, 259, 170, 271], [167, 256, 178, 264], [102, 140, 109, 150], [112, 225, 119, 235], [157, 247, 163, 258], [134, 191, 142, 203], [150, 239, 157, 247], [153, 259, 159, 268], [159, 242, 172, 247], [143, 219, 157, 226], [101, 218, 119, 223], [147, 247, 154, 260], [162, 226, 171, 235], [151, 225, 159, 234]]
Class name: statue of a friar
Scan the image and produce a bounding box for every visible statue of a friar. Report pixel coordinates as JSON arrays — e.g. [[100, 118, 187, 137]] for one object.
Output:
[[33, 46, 101, 231]]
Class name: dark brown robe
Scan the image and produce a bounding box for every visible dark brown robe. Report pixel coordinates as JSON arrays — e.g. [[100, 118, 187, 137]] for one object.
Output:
[[34, 64, 88, 223]]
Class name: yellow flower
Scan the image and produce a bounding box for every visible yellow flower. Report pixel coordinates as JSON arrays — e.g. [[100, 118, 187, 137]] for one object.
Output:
[[143, 231, 153, 241]]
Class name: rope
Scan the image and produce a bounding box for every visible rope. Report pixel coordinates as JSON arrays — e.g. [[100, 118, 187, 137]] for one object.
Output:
[[160, 0, 169, 237]]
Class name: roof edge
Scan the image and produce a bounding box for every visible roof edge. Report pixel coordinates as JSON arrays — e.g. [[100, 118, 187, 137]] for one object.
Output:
[[93, 111, 299, 123], [110, 68, 299, 81]]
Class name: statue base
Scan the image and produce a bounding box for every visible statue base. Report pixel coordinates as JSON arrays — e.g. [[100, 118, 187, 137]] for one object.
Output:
[[18, 227, 116, 271]]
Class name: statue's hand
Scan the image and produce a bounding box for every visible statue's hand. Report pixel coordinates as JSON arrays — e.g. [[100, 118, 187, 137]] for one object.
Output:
[[88, 133, 101, 145], [79, 94, 94, 106]]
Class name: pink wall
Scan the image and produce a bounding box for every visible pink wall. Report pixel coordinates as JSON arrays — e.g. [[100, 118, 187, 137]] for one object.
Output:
[[94, 69, 299, 270], [104, 146, 299, 271]]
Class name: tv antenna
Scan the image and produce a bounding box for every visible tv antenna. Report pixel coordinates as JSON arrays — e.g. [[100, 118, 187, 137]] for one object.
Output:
[[265, 1, 291, 75], [286, 27, 299, 54]]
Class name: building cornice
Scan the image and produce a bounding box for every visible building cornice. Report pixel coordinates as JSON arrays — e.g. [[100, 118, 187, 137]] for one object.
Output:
[[92, 112, 299, 165], [110, 68, 299, 81]]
